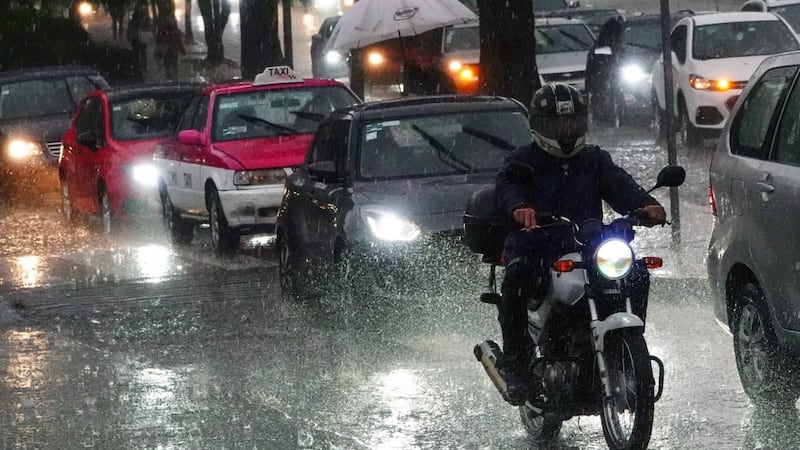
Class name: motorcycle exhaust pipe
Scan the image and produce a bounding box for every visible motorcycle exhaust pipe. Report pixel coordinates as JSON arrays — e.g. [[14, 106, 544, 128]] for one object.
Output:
[[474, 340, 511, 402]]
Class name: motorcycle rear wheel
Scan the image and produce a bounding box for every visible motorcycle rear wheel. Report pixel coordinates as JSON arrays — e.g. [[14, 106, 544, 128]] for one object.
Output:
[[600, 330, 655, 450]]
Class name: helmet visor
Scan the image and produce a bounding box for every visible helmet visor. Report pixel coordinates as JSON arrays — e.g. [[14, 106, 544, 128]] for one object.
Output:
[[533, 112, 588, 142]]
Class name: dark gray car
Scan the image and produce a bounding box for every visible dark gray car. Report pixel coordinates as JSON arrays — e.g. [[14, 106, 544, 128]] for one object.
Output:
[[0, 66, 109, 197], [708, 51, 800, 406], [276, 96, 532, 295]]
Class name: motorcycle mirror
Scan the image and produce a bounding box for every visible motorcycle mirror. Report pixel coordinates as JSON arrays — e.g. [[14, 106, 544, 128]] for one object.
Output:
[[654, 166, 686, 188]]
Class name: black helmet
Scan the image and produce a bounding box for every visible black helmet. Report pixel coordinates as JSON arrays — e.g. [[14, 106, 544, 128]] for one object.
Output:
[[530, 83, 588, 158]]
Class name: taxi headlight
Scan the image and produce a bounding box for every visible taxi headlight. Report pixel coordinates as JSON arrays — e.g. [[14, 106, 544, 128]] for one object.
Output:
[[233, 168, 287, 186], [131, 163, 160, 187], [7, 139, 41, 160], [620, 64, 648, 84], [361, 206, 421, 242], [595, 238, 634, 280]]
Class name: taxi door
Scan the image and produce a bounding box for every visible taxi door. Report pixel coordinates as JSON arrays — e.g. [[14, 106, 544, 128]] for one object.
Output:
[[168, 95, 209, 213]]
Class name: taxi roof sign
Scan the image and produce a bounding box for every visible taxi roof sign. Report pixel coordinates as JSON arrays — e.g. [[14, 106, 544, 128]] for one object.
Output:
[[253, 66, 303, 86]]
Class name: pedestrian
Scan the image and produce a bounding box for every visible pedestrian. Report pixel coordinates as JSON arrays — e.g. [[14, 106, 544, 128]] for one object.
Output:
[[127, 0, 150, 72], [156, 19, 186, 80]]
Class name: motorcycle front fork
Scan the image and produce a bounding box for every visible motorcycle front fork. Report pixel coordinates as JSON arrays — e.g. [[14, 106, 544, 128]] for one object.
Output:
[[588, 296, 635, 400]]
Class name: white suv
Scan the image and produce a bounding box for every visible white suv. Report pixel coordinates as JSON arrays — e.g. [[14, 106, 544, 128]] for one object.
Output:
[[652, 12, 799, 149]]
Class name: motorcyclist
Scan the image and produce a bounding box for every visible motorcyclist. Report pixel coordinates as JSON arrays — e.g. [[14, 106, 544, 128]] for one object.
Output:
[[494, 82, 667, 405]]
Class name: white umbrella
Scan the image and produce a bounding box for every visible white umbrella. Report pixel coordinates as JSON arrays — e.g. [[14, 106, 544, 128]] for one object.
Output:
[[324, 0, 478, 53]]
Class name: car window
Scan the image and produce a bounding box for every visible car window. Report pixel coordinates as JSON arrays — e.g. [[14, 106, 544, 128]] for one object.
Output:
[[671, 25, 687, 64], [110, 94, 195, 141], [192, 95, 209, 131], [212, 85, 358, 142], [358, 109, 531, 179], [444, 25, 479, 53], [772, 68, 800, 165], [75, 97, 105, 146], [0, 77, 75, 120], [535, 24, 595, 54], [66, 76, 102, 104], [307, 122, 333, 164], [731, 66, 797, 159], [535, 0, 569, 10], [177, 95, 202, 133], [692, 20, 799, 60]]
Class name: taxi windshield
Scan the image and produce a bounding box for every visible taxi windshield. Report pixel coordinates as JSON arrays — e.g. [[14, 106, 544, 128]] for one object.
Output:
[[443, 25, 479, 53], [358, 109, 532, 180], [110, 94, 195, 141], [212, 85, 358, 142]]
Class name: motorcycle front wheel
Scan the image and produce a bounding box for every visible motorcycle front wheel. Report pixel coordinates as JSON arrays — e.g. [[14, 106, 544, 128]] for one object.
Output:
[[600, 330, 655, 450]]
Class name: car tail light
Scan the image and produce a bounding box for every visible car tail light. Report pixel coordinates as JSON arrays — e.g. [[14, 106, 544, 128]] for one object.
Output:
[[709, 182, 717, 216]]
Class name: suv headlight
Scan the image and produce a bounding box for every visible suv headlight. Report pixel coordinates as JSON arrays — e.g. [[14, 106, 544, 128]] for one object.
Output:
[[689, 74, 731, 91], [361, 206, 421, 242], [7, 139, 41, 160], [595, 238, 634, 280]]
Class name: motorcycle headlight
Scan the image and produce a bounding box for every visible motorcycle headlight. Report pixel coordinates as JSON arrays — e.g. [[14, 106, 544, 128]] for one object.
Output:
[[130, 163, 160, 187], [620, 64, 648, 84], [361, 206, 421, 242], [325, 51, 343, 64], [7, 139, 41, 160], [595, 238, 634, 280]]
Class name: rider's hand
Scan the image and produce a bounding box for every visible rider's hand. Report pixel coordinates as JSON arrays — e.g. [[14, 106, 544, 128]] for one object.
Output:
[[643, 204, 667, 226], [513, 207, 537, 231]]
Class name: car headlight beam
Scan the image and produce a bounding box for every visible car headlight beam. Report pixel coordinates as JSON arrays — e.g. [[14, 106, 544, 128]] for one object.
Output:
[[362, 207, 420, 242], [689, 74, 731, 91], [620, 64, 648, 84], [7, 139, 40, 160], [131, 163, 160, 187], [595, 238, 634, 280]]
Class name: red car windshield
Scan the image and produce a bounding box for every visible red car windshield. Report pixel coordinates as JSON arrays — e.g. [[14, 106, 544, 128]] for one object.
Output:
[[212, 85, 359, 142], [110, 94, 195, 141]]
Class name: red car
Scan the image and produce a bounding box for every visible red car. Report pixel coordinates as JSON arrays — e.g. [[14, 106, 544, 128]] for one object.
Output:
[[153, 67, 360, 254], [59, 83, 203, 233]]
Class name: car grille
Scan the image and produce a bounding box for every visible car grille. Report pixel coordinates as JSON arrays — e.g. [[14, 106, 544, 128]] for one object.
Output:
[[542, 71, 585, 83], [46, 141, 61, 158]]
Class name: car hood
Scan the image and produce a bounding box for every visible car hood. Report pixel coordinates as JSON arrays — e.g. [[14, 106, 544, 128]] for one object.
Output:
[[213, 135, 313, 170], [693, 55, 770, 82], [353, 172, 496, 232], [0, 114, 72, 143], [537, 51, 589, 74]]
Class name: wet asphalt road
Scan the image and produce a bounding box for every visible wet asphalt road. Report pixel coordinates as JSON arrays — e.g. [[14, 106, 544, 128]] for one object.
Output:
[[1, 127, 800, 449]]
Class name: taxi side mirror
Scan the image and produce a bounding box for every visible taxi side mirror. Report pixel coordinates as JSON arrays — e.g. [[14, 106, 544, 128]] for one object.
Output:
[[178, 130, 202, 145]]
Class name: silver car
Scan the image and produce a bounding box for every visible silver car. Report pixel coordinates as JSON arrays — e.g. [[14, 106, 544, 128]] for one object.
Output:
[[707, 50, 800, 406]]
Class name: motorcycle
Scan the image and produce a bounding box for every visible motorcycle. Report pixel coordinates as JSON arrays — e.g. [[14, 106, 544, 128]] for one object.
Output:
[[462, 165, 685, 449]]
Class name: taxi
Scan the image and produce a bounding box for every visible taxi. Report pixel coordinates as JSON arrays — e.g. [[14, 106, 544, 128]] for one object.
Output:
[[153, 66, 360, 254], [59, 82, 202, 233]]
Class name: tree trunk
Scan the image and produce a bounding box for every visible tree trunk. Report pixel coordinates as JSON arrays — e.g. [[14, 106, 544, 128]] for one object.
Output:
[[477, 0, 539, 109], [184, 0, 194, 42], [281, 0, 292, 68], [198, 0, 231, 64], [240, 0, 283, 79]]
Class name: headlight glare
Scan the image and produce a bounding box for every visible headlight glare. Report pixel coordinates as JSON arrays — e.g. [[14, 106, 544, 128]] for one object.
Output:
[[620, 64, 648, 84], [595, 238, 634, 280], [325, 51, 343, 64], [8, 139, 40, 160], [368, 51, 385, 66], [689, 74, 731, 91], [362, 207, 420, 242], [131, 163, 159, 187]]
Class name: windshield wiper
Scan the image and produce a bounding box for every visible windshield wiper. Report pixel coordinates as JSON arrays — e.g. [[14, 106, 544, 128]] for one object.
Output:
[[238, 114, 298, 135], [289, 111, 326, 122], [554, 28, 591, 51], [410, 124, 474, 174], [462, 126, 515, 152]]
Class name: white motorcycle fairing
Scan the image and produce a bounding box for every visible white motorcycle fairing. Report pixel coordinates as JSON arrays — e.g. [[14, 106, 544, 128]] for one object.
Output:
[[544, 252, 587, 306]]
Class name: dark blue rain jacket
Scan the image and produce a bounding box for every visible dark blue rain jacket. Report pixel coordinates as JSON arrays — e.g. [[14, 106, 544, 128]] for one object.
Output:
[[495, 143, 659, 261]]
